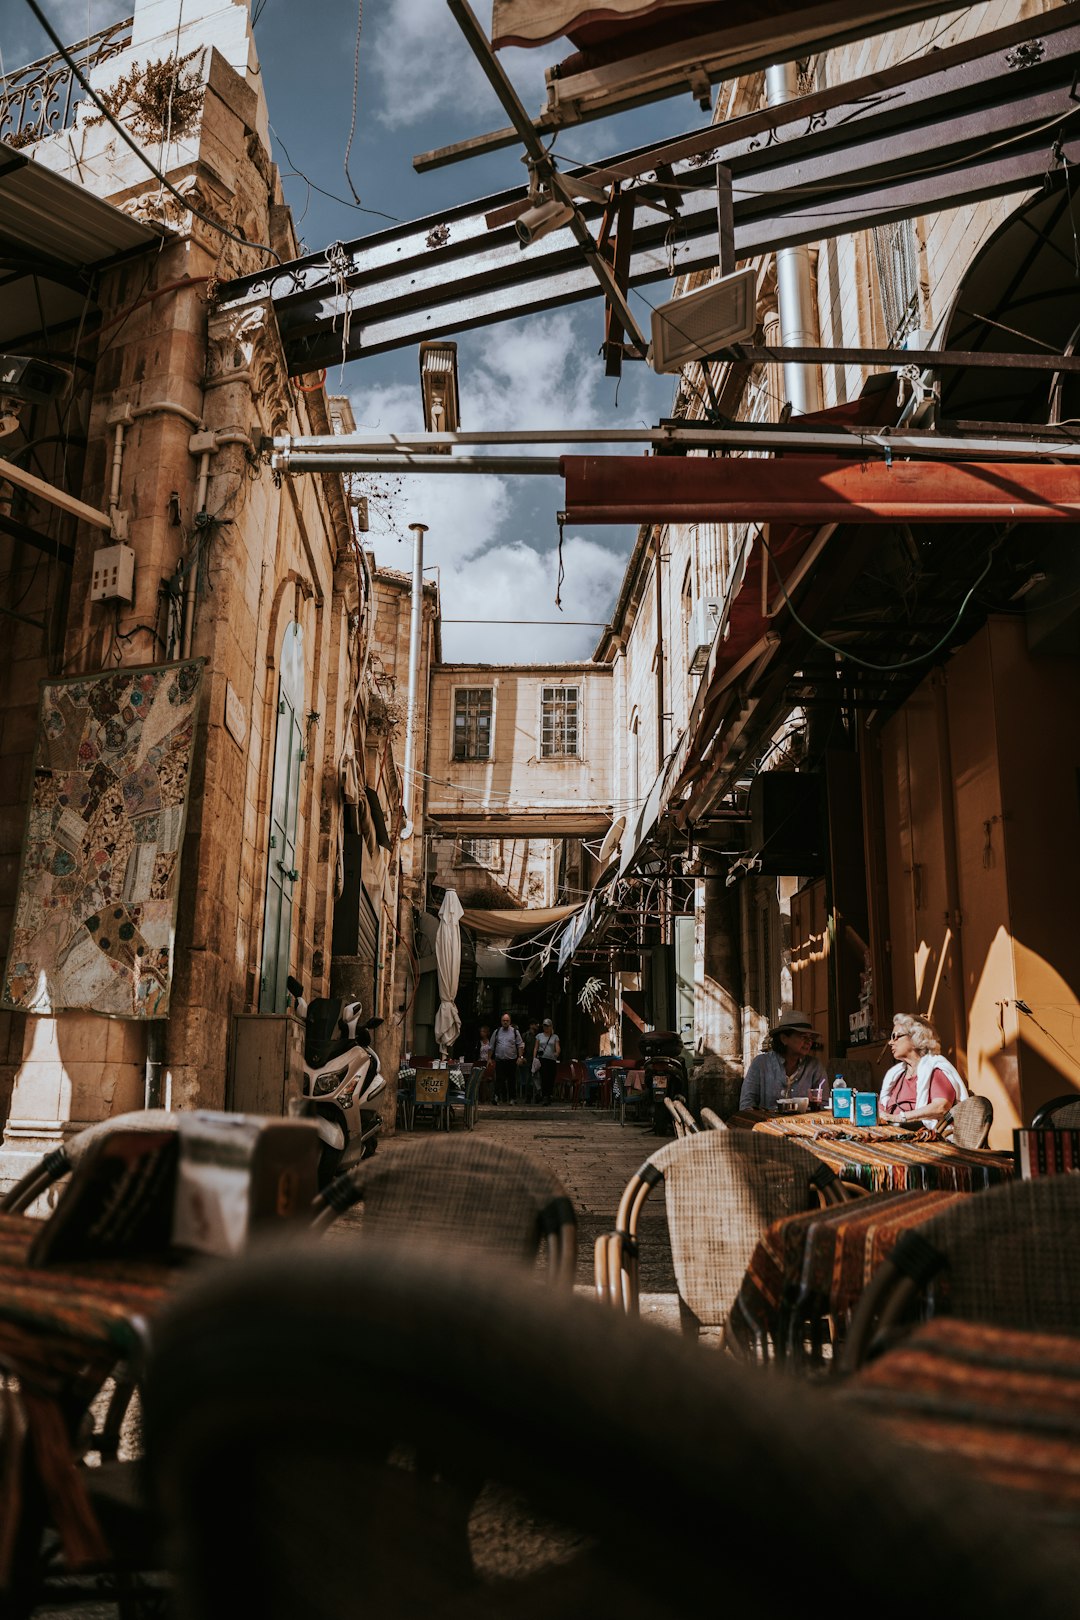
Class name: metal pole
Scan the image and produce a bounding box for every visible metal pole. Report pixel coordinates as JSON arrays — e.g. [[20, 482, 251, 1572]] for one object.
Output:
[[765, 62, 823, 419], [401, 523, 427, 841]]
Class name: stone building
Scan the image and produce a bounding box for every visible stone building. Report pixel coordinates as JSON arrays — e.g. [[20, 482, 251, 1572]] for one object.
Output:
[[0, 0, 412, 1173], [562, 0, 1080, 1140]]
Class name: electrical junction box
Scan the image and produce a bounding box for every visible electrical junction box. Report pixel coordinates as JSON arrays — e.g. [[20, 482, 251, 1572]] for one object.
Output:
[[91, 543, 135, 604]]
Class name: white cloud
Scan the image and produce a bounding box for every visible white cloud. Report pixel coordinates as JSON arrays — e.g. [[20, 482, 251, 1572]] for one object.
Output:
[[347, 307, 667, 662], [439, 535, 623, 663], [367, 0, 548, 131]]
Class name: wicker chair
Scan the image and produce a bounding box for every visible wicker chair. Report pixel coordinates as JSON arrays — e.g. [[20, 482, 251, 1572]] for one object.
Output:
[[937, 1093, 993, 1149], [1030, 1094, 1080, 1128], [664, 1097, 698, 1137], [313, 1135, 577, 1286], [142, 1241, 1080, 1620], [594, 1131, 845, 1337], [842, 1172, 1080, 1371]]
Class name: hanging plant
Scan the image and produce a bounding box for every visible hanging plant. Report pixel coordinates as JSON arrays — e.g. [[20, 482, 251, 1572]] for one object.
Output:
[[88, 49, 203, 143]]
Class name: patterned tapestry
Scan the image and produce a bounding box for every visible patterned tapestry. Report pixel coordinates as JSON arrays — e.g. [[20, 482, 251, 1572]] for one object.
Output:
[[3, 660, 205, 1019]]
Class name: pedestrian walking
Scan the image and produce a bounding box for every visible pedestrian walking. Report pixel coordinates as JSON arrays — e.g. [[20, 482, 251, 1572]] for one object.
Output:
[[535, 1018, 561, 1104], [522, 1020, 540, 1103], [490, 1012, 524, 1105]]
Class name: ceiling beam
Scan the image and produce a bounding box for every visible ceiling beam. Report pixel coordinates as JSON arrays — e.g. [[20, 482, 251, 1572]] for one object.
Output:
[[215, 7, 1080, 369], [560, 456, 1080, 525]]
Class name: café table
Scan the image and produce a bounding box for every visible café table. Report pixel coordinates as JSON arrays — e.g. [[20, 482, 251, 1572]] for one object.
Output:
[[396, 1065, 466, 1131], [730, 1109, 1014, 1193], [728, 1186, 967, 1365], [0, 1210, 180, 1590], [838, 1316, 1080, 1543]]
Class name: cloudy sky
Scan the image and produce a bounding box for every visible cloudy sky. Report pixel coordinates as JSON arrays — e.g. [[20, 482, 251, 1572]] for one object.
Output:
[[8, 0, 710, 660]]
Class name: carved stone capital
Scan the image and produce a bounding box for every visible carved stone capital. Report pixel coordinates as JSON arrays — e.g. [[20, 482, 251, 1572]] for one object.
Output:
[[206, 299, 291, 434]]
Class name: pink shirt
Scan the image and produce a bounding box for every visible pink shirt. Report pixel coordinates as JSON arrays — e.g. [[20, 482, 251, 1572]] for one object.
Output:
[[891, 1066, 958, 1113]]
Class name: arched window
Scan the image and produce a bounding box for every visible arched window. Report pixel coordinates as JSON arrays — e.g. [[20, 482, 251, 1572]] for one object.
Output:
[[260, 621, 304, 1011], [628, 708, 641, 816]]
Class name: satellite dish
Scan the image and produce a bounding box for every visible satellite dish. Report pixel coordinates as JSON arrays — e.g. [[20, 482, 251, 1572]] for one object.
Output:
[[598, 816, 625, 869]]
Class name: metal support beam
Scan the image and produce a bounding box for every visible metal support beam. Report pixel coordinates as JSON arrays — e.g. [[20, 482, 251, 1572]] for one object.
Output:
[[217, 7, 1080, 369], [560, 456, 1080, 525]]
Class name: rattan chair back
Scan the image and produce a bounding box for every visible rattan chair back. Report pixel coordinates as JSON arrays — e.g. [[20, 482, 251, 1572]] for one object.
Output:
[[143, 1242, 1080, 1620], [940, 1094, 993, 1149], [599, 1131, 833, 1333], [1030, 1094, 1080, 1129], [315, 1135, 576, 1285]]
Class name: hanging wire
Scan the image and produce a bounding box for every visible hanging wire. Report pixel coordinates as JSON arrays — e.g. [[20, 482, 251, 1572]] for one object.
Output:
[[343, 0, 364, 208]]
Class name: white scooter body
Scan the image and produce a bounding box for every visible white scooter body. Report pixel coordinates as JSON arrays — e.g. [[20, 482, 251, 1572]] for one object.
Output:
[[291, 989, 387, 1169]]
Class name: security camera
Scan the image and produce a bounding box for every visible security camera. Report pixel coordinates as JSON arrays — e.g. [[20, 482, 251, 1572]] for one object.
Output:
[[515, 197, 575, 247], [0, 355, 72, 405]]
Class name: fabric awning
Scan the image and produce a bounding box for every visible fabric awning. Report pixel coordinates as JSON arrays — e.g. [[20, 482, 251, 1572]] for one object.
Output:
[[490, 2, 966, 72], [461, 904, 581, 940]]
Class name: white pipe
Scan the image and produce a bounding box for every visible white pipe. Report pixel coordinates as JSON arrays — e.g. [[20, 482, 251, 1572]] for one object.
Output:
[[109, 421, 125, 515], [400, 522, 427, 842], [765, 63, 823, 420], [130, 400, 203, 429], [270, 428, 1080, 462]]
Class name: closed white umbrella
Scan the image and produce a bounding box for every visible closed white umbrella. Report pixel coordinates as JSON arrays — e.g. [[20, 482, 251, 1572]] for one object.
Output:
[[434, 888, 463, 1058]]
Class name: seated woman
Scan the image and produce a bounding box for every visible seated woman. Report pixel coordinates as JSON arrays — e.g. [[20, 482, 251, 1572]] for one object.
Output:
[[879, 1013, 968, 1125], [739, 1010, 829, 1111]]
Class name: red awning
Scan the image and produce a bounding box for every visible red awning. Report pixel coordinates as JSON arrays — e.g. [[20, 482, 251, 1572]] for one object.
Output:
[[491, 1, 963, 59], [560, 456, 1080, 525]]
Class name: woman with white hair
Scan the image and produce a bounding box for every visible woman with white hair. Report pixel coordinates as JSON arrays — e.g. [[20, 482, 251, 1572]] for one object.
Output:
[[879, 1013, 969, 1125]]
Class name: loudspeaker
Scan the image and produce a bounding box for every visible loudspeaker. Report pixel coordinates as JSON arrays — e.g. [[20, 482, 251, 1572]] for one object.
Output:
[[649, 268, 756, 373], [748, 772, 823, 877]]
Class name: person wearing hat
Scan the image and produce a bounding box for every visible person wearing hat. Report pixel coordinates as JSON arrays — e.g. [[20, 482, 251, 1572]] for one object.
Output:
[[739, 1011, 830, 1111]]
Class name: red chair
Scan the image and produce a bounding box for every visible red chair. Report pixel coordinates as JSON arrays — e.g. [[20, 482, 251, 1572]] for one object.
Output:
[[554, 1061, 574, 1102], [569, 1060, 589, 1109]]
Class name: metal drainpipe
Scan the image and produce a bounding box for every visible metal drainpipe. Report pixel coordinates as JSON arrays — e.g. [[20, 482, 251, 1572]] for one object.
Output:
[[400, 522, 427, 841], [765, 63, 823, 419]]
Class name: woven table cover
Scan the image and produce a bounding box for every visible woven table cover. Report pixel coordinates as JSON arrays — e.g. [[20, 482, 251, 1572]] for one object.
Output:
[[0, 1212, 177, 1389], [730, 1188, 966, 1359], [742, 1114, 1014, 1193], [840, 1317, 1080, 1534]]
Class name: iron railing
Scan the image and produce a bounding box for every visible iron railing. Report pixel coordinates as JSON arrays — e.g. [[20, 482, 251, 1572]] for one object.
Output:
[[0, 17, 133, 149]]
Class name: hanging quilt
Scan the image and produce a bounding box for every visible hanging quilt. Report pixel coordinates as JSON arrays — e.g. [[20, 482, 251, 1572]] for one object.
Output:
[[2, 659, 205, 1019]]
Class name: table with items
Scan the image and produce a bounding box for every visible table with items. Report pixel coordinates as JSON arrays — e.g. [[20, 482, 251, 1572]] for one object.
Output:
[[731, 1110, 1014, 1193]]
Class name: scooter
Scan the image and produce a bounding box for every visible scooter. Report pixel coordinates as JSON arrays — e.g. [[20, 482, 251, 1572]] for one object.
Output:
[[287, 977, 386, 1185], [638, 1029, 690, 1136]]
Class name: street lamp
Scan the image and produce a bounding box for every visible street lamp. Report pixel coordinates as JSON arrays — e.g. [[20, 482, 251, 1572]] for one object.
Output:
[[418, 341, 460, 451]]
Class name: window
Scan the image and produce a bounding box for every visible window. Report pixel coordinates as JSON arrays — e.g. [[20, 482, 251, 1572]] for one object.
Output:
[[541, 685, 579, 757], [456, 837, 503, 869], [453, 686, 493, 760], [872, 218, 921, 347]]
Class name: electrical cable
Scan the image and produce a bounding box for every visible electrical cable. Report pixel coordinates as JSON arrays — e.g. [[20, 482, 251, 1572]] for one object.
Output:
[[759, 524, 1003, 672], [343, 0, 364, 209], [21, 0, 280, 263], [269, 120, 400, 223]]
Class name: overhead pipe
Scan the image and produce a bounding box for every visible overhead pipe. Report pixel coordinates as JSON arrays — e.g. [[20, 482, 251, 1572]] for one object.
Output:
[[400, 522, 427, 842], [765, 61, 823, 420]]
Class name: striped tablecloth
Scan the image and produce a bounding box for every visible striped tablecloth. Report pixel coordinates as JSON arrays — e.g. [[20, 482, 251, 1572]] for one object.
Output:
[[729, 1188, 966, 1361], [741, 1113, 1014, 1193], [0, 1212, 177, 1390], [840, 1317, 1080, 1535]]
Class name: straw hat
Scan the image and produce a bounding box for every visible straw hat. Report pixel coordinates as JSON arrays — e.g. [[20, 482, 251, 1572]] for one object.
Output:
[[770, 1009, 818, 1036]]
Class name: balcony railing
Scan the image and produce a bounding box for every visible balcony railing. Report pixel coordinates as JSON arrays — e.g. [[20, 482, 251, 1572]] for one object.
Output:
[[0, 17, 133, 149]]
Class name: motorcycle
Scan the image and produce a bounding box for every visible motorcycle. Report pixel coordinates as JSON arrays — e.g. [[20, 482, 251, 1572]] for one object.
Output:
[[287, 977, 386, 1185], [638, 1029, 690, 1136]]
